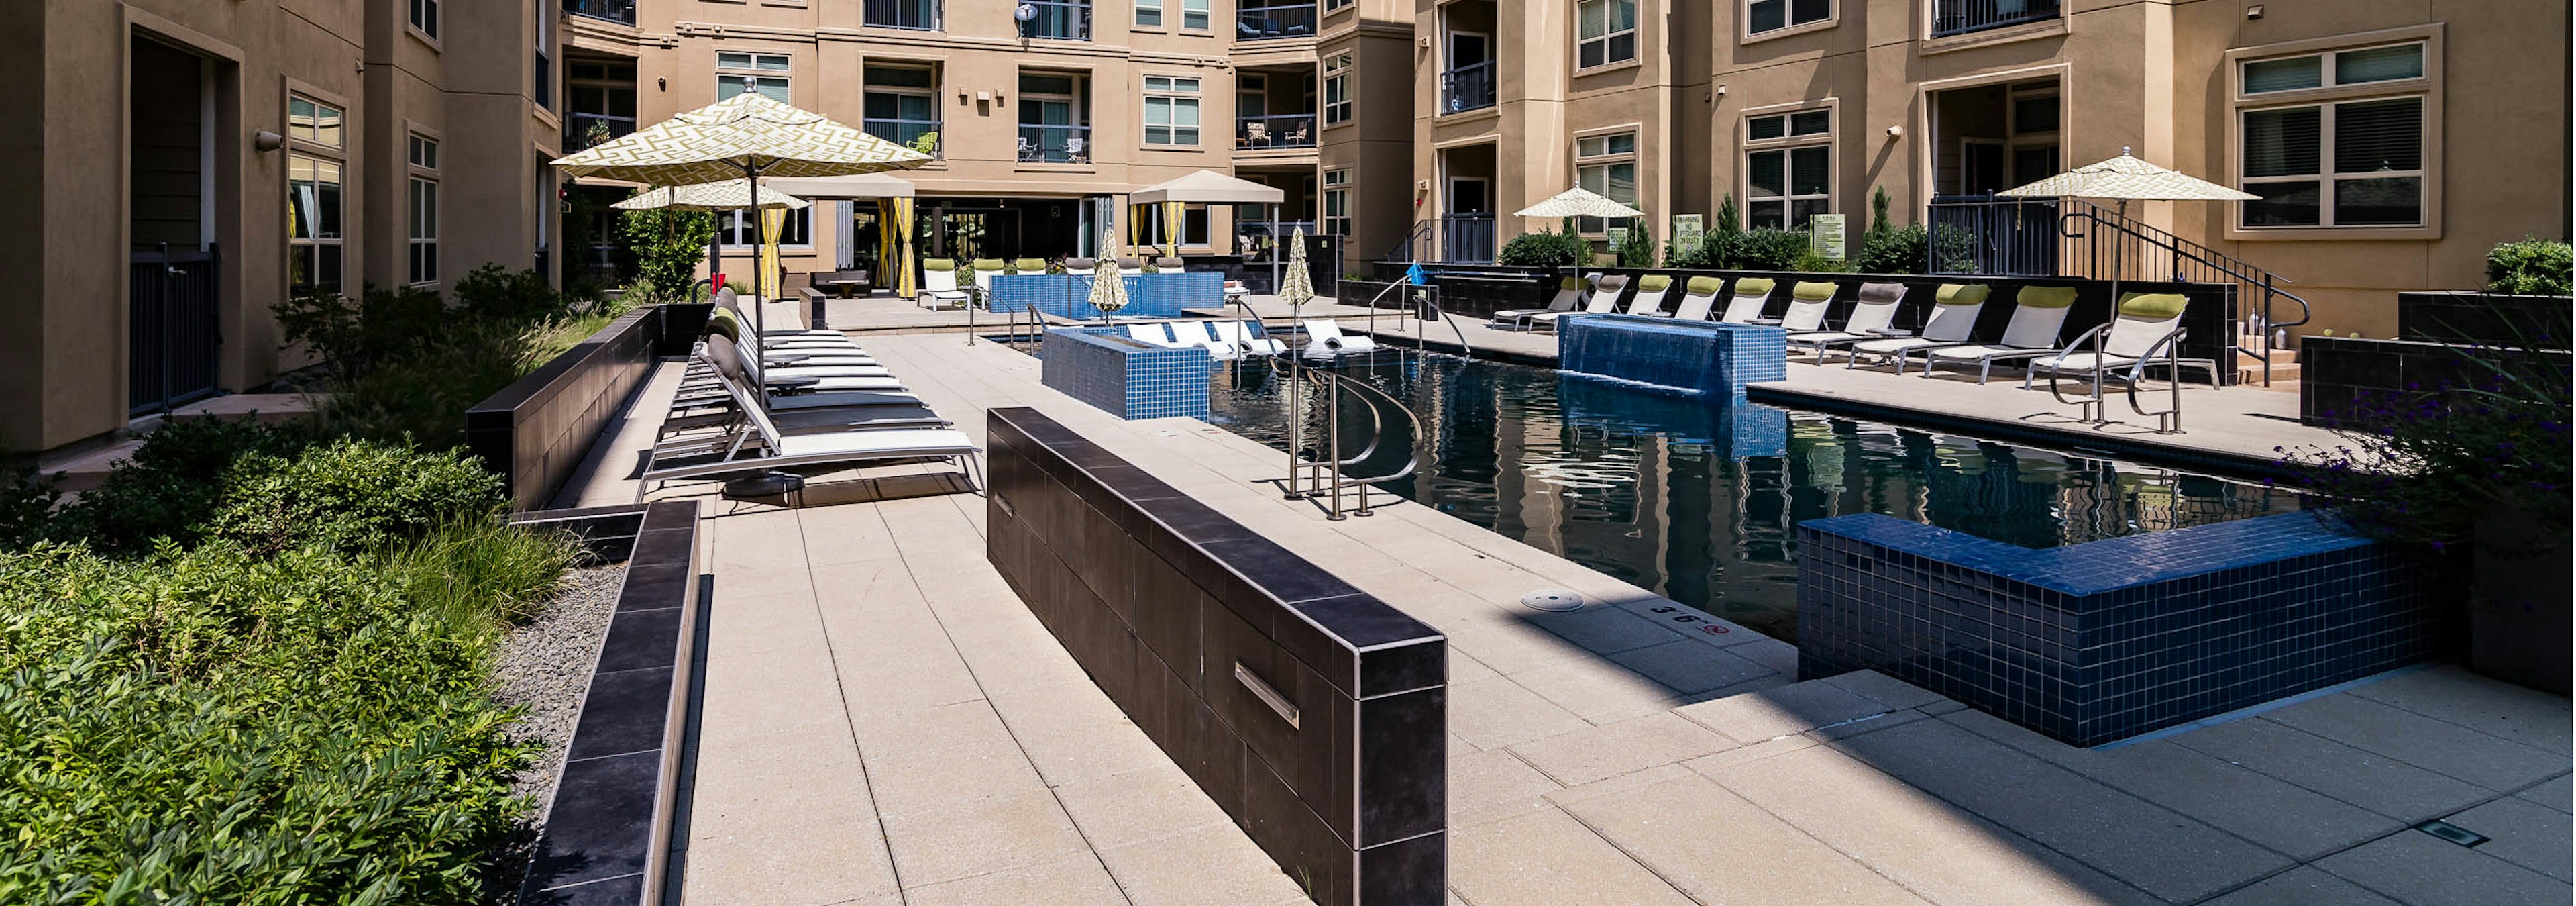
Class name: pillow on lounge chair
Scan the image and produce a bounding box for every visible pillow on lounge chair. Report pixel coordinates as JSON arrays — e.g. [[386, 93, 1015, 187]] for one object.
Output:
[[1733, 277, 1776, 297], [1013, 258, 1046, 272], [1686, 276, 1724, 296], [2117, 291, 2189, 319], [1155, 257, 1186, 268], [1858, 282, 1907, 304], [2012, 285, 2076, 308], [1065, 257, 1099, 270], [1561, 276, 1585, 291], [922, 258, 957, 272], [1792, 281, 1837, 301], [1637, 275, 1674, 292], [972, 258, 1006, 271], [1933, 283, 1992, 306]]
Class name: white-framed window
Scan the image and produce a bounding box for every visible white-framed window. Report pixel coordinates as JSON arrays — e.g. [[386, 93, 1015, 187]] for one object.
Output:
[[408, 134, 439, 285], [410, 0, 439, 39], [1574, 132, 1638, 234], [1577, 0, 1637, 68], [1143, 75, 1201, 146], [717, 52, 792, 104], [1323, 168, 1352, 237], [1746, 107, 1830, 230], [286, 95, 344, 295], [1746, 0, 1829, 35], [1136, 0, 1163, 27], [1323, 54, 1353, 125], [1181, 0, 1210, 30], [717, 207, 812, 247], [2236, 40, 2429, 229]]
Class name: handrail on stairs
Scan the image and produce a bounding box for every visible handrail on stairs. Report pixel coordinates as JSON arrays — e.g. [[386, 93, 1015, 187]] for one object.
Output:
[[1281, 360, 1424, 521]]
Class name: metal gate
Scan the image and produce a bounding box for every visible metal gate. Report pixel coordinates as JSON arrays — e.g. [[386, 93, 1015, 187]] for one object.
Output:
[[129, 242, 221, 415]]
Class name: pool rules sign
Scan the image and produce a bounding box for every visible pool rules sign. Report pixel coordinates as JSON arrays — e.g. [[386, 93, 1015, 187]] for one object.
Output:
[[1809, 213, 1847, 260]]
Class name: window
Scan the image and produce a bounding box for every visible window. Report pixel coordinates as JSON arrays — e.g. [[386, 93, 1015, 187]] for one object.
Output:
[[1136, 0, 1161, 27], [1574, 132, 1638, 234], [2235, 41, 2429, 229], [1136, 204, 1211, 247], [1747, 0, 1829, 35], [534, 2, 552, 109], [1182, 0, 1210, 30], [1323, 54, 1353, 125], [1143, 76, 1201, 146], [865, 0, 941, 30], [1745, 107, 1829, 230], [408, 135, 439, 285], [863, 64, 940, 155], [569, 60, 638, 151], [1018, 71, 1091, 162], [1325, 0, 1351, 10], [410, 0, 438, 39], [1577, 0, 1636, 68], [286, 95, 343, 295], [717, 207, 812, 247], [717, 52, 792, 104], [1323, 169, 1351, 237]]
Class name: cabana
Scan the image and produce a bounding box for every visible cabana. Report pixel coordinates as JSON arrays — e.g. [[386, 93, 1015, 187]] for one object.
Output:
[[1126, 169, 1285, 288], [767, 174, 920, 300]]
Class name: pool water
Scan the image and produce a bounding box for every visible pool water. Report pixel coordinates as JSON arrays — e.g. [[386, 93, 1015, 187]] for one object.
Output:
[[1203, 350, 2302, 643]]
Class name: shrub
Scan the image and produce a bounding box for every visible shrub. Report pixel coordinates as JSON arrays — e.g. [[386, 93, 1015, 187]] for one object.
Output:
[[452, 264, 568, 323], [1736, 229, 1811, 271], [1859, 224, 1929, 274], [40, 417, 314, 553], [621, 204, 716, 303], [209, 436, 504, 556], [382, 517, 578, 630], [1616, 224, 1657, 268], [1792, 250, 1853, 274], [274, 283, 447, 379], [1497, 228, 1590, 268], [2487, 236, 2573, 296], [1662, 235, 1712, 268]]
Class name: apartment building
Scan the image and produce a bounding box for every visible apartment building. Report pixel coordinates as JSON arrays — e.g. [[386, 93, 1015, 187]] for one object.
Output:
[[1418, 0, 2569, 338], [561, 0, 1415, 281], [1, 0, 563, 454]]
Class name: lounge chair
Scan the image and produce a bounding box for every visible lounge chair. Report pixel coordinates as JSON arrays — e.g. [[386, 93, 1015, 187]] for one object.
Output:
[[918, 260, 971, 309], [1117, 258, 1144, 277], [1153, 257, 1187, 270], [2030, 291, 2220, 392], [971, 258, 1005, 305], [643, 341, 980, 495], [1532, 275, 1627, 330], [1171, 321, 1242, 360], [1012, 258, 1047, 274], [1214, 319, 1287, 355], [1669, 276, 1724, 321], [1126, 323, 1185, 347], [1787, 281, 1905, 362], [1623, 275, 1675, 316], [706, 309, 876, 365], [1919, 285, 2079, 382], [1493, 276, 1584, 330], [1777, 282, 1836, 331], [1065, 257, 1098, 271], [1301, 319, 1377, 356], [1848, 284, 1988, 369], [662, 342, 949, 440], [1717, 278, 1776, 323]]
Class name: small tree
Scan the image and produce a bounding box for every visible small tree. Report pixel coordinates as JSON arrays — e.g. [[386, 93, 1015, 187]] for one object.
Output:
[[1707, 194, 1745, 268], [621, 204, 716, 302], [1616, 221, 1656, 267]]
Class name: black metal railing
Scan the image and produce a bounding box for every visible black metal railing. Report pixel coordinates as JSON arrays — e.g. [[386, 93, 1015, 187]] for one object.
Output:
[[130, 242, 221, 415], [865, 117, 941, 156], [1237, 113, 1317, 148], [566, 113, 635, 152], [1018, 123, 1091, 162], [565, 0, 637, 25], [1441, 61, 1495, 114], [1021, 0, 1091, 39], [1236, 1, 1318, 40], [1931, 0, 2059, 37], [1441, 215, 1496, 263], [1384, 219, 1435, 262], [864, 0, 941, 30], [1926, 195, 2060, 276]]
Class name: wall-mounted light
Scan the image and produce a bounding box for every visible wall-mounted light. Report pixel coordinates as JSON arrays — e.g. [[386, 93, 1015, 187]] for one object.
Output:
[[657, 77, 667, 91], [1885, 125, 1904, 140], [253, 130, 284, 152], [2245, 5, 2263, 19]]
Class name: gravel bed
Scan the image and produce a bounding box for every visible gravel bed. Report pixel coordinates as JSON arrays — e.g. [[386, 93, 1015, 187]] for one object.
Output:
[[494, 563, 628, 823]]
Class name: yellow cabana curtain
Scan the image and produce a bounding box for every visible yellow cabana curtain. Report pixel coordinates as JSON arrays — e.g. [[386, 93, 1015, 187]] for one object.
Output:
[[1161, 201, 1185, 259], [873, 200, 892, 285], [759, 207, 788, 298], [890, 196, 917, 299], [1125, 204, 1140, 259]]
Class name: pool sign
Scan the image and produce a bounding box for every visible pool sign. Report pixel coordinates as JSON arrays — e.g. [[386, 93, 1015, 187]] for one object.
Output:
[[1809, 214, 1847, 260], [1671, 215, 1704, 254]]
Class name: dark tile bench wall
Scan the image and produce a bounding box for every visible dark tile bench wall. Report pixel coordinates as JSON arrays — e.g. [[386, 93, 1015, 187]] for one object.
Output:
[[513, 500, 703, 905], [1797, 511, 2440, 747], [985, 407, 1448, 906], [469, 304, 705, 511], [2300, 335, 2575, 427], [2397, 291, 2573, 346]]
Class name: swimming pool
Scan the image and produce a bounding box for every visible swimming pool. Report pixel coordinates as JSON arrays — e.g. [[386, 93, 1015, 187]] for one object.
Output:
[[1202, 350, 2302, 643]]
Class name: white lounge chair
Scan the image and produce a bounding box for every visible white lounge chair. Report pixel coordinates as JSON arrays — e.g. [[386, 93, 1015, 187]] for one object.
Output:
[[1919, 285, 2080, 381], [1301, 319, 1377, 356], [1777, 281, 1835, 331], [970, 259, 1004, 307], [1214, 319, 1287, 356], [1531, 275, 1627, 330], [1788, 281, 1904, 362], [1849, 285, 1989, 370], [1623, 275, 1675, 316], [644, 342, 980, 494], [1493, 276, 1584, 330], [1669, 276, 1724, 321], [919, 262, 972, 309], [1173, 321, 1242, 360], [1717, 278, 1776, 324], [1126, 323, 1183, 347]]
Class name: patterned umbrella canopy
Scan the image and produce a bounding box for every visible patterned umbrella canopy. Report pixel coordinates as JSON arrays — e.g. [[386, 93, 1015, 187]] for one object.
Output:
[[1999, 148, 2257, 202], [610, 181, 810, 211], [553, 91, 930, 184], [1279, 227, 1316, 308], [1087, 230, 1130, 314], [1514, 186, 1648, 219]]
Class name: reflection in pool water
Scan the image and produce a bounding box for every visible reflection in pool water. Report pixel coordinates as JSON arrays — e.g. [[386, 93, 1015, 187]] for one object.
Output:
[[1203, 350, 2302, 642]]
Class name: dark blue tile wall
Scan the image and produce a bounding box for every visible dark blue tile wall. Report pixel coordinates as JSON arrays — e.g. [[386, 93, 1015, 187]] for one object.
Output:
[[1797, 511, 2443, 746], [1040, 328, 1215, 420], [989, 272, 1228, 319], [1558, 314, 1787, 397]]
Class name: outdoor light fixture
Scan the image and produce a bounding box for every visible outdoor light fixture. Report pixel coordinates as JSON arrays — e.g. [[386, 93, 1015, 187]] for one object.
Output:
[[253, 130, 284, 152], [1886, 125, 1904, 139], [2245, 5, 2263, 19], [1014, 3, 1038, 21]]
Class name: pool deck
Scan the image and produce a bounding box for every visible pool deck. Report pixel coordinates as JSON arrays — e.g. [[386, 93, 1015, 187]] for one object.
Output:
[[586, 331, 2569, 906]]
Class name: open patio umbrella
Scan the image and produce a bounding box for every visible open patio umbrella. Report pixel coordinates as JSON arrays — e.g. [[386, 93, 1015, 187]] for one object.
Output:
[[612, 181, 810, 299], [1999, 146, 2257, 299], [1514, 186, 1648, 220], [553, 91, 930, 330]]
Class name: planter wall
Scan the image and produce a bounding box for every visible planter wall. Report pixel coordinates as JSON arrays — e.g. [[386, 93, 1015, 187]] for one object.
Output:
[[2471, 510, 2573, 694], [467, 304, 707, 511], [2398, 291, 2574, 346], [2299, 336, 2575, 427]]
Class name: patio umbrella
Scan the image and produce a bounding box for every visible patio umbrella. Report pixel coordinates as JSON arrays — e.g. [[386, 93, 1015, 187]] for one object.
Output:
[[1087, 229, 1130, 315], [1279, 226, 1316, 309], [1999, 146, 2257, 297], [553, 91, 930, 330], [611, 182, 809, 299], [1514, 186, 1648, 220]]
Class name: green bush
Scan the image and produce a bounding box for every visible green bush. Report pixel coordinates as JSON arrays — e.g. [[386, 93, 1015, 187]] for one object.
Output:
[[621, 204, 716, 303], [1737, 229, 1812, 271], [1792, 250, 1854, 273], [208, 437, 504, 556], [2486, 237, 2573, 296], [1662, 235, 1712, 268], [274, 283, 447, 379], [452, 264, 569, 323], [40, 418, 314, 553], [1858, 224, 1929, 274], [1497, 228, 1591, 268], [1615, 225, 1657, 268]]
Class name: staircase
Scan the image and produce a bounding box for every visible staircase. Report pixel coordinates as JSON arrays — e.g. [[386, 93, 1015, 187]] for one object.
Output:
[[2235, 347, 2301, 392]]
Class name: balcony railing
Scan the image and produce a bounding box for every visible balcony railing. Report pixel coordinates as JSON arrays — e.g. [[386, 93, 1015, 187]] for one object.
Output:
[[1441, 215, 1496, 263], [866, 118, 942, 156], [1236, 113, 1316, 149], [1441, 61, 1495, 114], [1018, 124, 1091, 163], [863, 0, 941, 30], [566, 113, 635, 152], [1931, 0, 2060, 36], [1021, 1, 1092, 40], [564, 0, 637, 26], [1236, 1, 1317, 40]]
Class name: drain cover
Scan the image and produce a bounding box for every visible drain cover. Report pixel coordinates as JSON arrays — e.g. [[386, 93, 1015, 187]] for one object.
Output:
[[1519, 589, 1587, 613], [2416, 819, 2489, 848]]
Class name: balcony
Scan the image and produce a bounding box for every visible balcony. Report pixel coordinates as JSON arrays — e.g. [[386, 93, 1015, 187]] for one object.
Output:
[[566, 113, 635, 152], [1018, 124, 1091, 163], [1236, 1, 1317, 40], [1236, 114, 1316, 149], [1441, 61, 1495, 114], [863, 0, 941, 30], [1021, 1, 1092, 40], [564, 0, 636, 26], [865, 118, 941, 157], [1931, 0, 2060, 37]]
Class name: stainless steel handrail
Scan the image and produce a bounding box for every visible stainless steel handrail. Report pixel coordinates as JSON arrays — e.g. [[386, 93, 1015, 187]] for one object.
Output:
[[1283, 360, 1424, 520]]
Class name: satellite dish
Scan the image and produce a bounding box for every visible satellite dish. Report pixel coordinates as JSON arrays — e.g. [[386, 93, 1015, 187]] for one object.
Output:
[[1014, 3, 1037, 21]]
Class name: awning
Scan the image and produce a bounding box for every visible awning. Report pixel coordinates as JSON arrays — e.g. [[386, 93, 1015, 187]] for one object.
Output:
[[765, 173, 918, 199], [1128, 169, 1285, 205]]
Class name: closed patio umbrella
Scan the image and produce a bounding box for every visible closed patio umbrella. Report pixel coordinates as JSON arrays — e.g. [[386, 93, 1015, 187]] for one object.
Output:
[[611, 181, 809, 299], [553, 91, 930, 330], [1087, 230, 1130, 315]]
